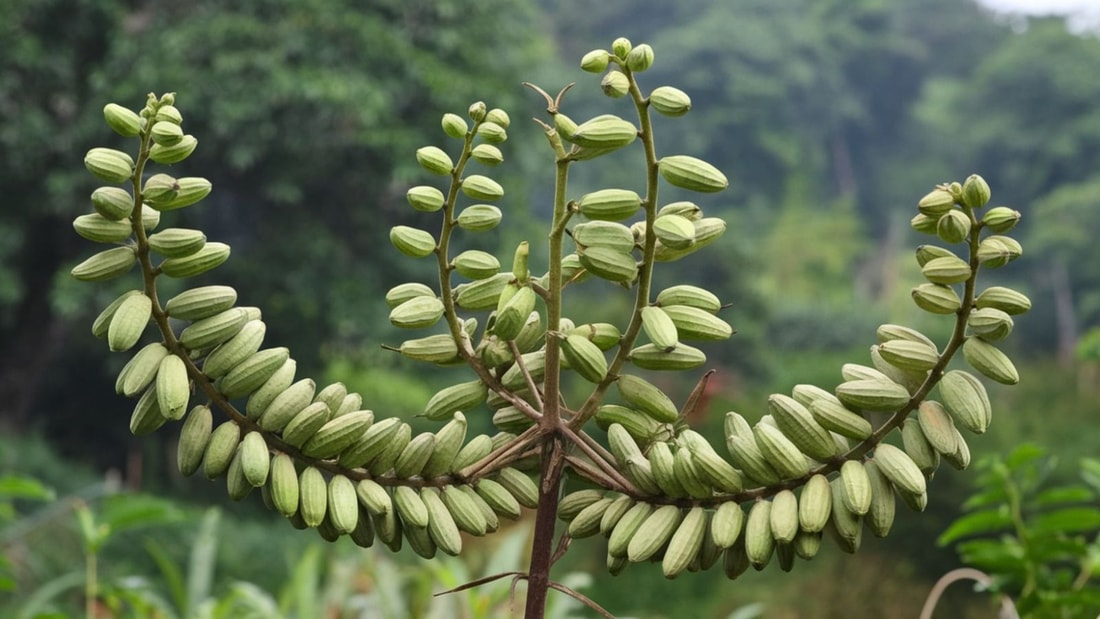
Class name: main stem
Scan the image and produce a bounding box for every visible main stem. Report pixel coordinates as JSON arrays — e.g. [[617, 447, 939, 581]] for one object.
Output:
[[524, 128, 572, 619]]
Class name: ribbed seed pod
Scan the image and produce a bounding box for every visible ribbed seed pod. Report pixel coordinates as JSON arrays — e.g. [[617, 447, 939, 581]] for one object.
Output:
[[648, 441, 686, 497], [393, 432, 436, 479], [421, 413, 468, 478], [474, 478, 522, 520], [745, 500, 774, 570], [770, 490, 799, 544], [225, 448, 253, 501], [177, 405, 213, 476], [458, 485, 499, 533], [245, 358, 297, 418], [298, 467, 328, 528], [327, 475, 359, 534], [901, 418, 940, 475], [829, 479, 862, 552], [753, 424, 809, 480], [808, 398, 873, 441], [496, 467, 538, 509], [865, 461, 896, 537], [203, 421, 241, 479], [627, 505, 683, 563], [269, 453, 299, 518], [422, 488, 462, 556], [339, 417, 402, 469], [873, 443, 928, 510], [599, 495, 635, 536], [917, 400, 960, 456], [239, 431, 270, 487], [767, 394, 837, 460], [257, 378, 317, 432], [450, 433, 493, 472], [839, 460, 872, 516], [568, 497, 614, 539], [558, 489, 606, 522], [608, 502, 654, 558], [725, 433, 781, 486], [711, 501, 744, 549], [663, 507, 707, 579], [356, 479, 393, 516], [616, 375, 678, 423], [798, 474, 832, 533], [673, 446, 712, 499], [155, 354, 190, 421], [393, 485, 429, 529]]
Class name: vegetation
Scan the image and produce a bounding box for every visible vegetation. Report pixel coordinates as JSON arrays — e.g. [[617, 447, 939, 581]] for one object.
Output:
[[2, 0, 1098, 617]]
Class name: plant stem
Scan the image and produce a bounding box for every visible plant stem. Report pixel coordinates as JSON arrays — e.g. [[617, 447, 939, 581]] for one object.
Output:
[[85, 549, 97, 619], [523, 435, 565, 619]]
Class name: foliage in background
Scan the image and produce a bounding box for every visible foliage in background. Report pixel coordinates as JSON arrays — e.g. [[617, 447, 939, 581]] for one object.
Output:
[[938, 444, 1100, 617]]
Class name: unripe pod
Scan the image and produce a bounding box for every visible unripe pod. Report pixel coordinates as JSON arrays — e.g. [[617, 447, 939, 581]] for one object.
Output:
[[416, 146, 453, 175], [578, 246, 638, 283], [911, 213, 938, 234], [917, 188, 954, 217], [938, 370, 991, 434], [457, 204, 502, 231], [470, 144, 503, 166], [460, 175, 504, 201], [579, 188, 642, 221], [91, 186, 135, 220], [485, 108, 510, 128], [560, 333, 608, 383], [154, 105, 182, 124], [147, 228, 206, 258], [911, 283, 962, 314], [658, 156, 728, 193], [406, 185, 445, 212], [73, 213, 132, 243], [570, 115, 637, 149], [572, 221, 636, 252], [601, 70, 630, 98], [616, 374, 678, 423], [151, 121, 184, 146], [84, 148, 135, 183], [656, 285, 721, 313], [477, 122, 507, 144], [962, 174, 991, 208], [152, 177, 213, 211], [468, 101, 487, 121], [652, 214, 696, 249], [452, 250, 500, 280], [968, 307, 1014, 341], [71, 246, 137, 282], [976, 235, 1022, 268], [835, 379, 911, 412], [441, 112, 468, 138], [661, 305, 733, 341], [982, 206, 1020, 233], [454, 272, 512, 310], [649, 86, 691, 117], [640, 306, 678, 351], [390, 226, 436, 258], [580, 49, 610, 72], [629, 343, 706, 370], [915, 244, 958, 267], [962, 336, 1018, 385], [877, 339, 940, 372], [975, 286, 1031, 315], [160, 242, 231, 278], [936, 210, 971, 244], [149, 134, 198, 164], [389, 296, 445, 329], [921, 256, 972, 285], [165, 285, 237, 320], [103, 103, 142, 137]]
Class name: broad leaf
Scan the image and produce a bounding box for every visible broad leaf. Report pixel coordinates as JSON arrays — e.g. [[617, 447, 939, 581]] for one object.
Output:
[[938, 507, 1014, 545], [1029, 507, 1100, 535]]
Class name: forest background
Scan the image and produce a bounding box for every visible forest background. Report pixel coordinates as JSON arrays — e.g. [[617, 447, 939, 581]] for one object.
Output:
[[2, 0, 1099, 617]]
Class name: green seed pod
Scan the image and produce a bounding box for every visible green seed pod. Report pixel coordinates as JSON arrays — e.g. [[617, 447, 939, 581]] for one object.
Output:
[[84, 148, 135, 183], [962, 337, 1018, 385], [151, 121, 184, 147], [975, 286, 1031, 315], [385, 282, 435, 309], [160, 242, 231, 278], [460, 175, 504, 201], [915, 244, 958, 267], [560, 333, 608, 383], [921, 256, 972, 285], [454, 272, 512, 310], [416, 146, 453, 175], [470, 144, 503, 166], [579, 188, 642, 221], [477, 122, 507, 144], [580, 49, 610, 73], [654, 217, 726, 261], [406, 185, 445, 212], [629, 343, 706, 371], [91, 186, 134, 220], [73, 213, 132, 243], [71, 246, 137, 282], [154, 105, 182, 124], [962, 174, 991, 208], [104, 103, 142, 137], [148, 176, 210, 212], [936, 210, 971, 244], [389, 296, 445, 329], [660, 305, 733, 341], [485, 108, 510, 128], [917, 188, 955, 217], [652, 214, 696, 249], [656, 285, 721, 313], [976, 236, 1022, 268], [568, 322, 621, 350], [452, 250, 500, 280], [649, 86, 691, 117], [578, 246, 638, 283], [468, 101, 487, 122], [611, 37, 632, 58], [911, 283, 962, 315], [658, 156, 728, 193], [982, 207, 1020, 233], [968, 307, 1014, 341], [572, 221, 636, 252], [456, 204, 502, 231], [147, 228, 207, 258], [910, 213, 939, 235], [658, 201, 702, 221], [149, 135, 198, 164], [423, 380, 487, 421], [390, 226, 436, 258], [601, 70, 630, 98], [399, 334, 460, 364], [625, 44, 654, 71], [441, 113, 468, 138], [640, 306, 678, 351], [569, 115, 638, 149]]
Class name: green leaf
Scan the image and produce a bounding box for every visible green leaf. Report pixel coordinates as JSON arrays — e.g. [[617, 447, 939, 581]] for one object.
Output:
[[957, 538, 1027, 575], [145, 537, 186, 615], [99, 493, 184, 533], [1034, 485, 1095, 506], [1029, 507, 1100, 535], [938, 507, 1014, 545], [187, 508, 221, 615], [962, 487, 1009, 511], [1080, 457, 1100, 492], [1005, 443, 1045, 470], [0, 475, 55, 502]]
